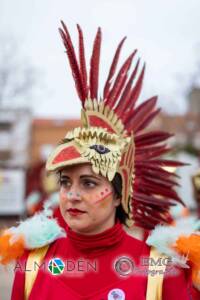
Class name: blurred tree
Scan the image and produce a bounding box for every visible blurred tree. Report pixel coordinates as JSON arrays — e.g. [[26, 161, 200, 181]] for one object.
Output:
[[0, 35, 38, 107]]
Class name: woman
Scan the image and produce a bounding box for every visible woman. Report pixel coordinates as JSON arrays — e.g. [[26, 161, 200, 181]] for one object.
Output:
[[10, 163, 199, 299], [1, 22, 200, 299]]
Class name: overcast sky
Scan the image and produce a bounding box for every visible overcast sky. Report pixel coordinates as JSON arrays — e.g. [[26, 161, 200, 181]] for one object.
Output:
[[1, 0, 200, 117]]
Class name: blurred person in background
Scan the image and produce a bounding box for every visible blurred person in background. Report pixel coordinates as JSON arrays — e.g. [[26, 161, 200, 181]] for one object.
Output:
[[25, 161, 57, 215], [25, 161, 63, 226], [25, 161, 65, 227]]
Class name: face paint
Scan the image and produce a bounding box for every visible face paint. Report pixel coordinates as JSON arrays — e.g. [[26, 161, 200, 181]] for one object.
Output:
[[60, 184, 113, 206], [93, 192, 113, 204], [59, 164, 118, 235], [91, 188, 113, 204], [66, 191, 82, 200], [60, 190, 82, 202]]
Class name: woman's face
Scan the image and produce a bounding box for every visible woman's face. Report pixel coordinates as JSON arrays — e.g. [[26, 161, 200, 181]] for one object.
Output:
[[59, 164, 120, 235]]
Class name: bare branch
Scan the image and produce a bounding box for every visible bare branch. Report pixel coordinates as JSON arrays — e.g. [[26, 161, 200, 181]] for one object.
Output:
[[0, 35, 39, 107]]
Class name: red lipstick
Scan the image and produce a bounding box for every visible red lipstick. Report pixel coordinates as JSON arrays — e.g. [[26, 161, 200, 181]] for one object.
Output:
[[67, 208, 86, 216]]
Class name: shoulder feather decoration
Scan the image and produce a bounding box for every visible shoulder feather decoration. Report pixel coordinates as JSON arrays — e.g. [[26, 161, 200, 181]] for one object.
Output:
[[147, 217, 200, 286], [0, 208, 66, 265]]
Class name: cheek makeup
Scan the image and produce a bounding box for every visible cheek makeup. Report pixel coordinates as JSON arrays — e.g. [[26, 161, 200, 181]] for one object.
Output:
[[60, 187, 113, 206], [85, 187, 113, 205]]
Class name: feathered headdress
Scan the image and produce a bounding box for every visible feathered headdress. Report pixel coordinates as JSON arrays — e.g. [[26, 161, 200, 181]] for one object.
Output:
[[46, 21, 185, 228], [1, 25, 199, 288]]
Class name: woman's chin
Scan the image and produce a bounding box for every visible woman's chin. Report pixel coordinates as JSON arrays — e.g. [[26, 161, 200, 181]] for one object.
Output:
[[66, 218, 91, 233]]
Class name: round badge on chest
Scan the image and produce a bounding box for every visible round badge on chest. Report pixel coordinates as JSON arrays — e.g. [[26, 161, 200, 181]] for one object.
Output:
[[107, 288, 126, 300]]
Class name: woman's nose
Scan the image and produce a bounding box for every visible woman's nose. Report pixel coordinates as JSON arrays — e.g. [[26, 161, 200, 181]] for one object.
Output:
[[66, 190, 81, 201]]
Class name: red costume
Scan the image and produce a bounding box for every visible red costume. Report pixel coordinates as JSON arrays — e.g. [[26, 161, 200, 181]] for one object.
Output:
[[11, 222, 199, 299], [1, 22, 200, 300]]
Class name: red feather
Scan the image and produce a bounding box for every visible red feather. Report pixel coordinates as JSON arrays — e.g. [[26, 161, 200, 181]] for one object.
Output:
[[135, 162, 180, 179], [59, 22, 86, 103], [133, 204, 173, 226], [122, 64, 145, 114], [105, 51, 137, 108], [136, 168, 180, 187], [135, 212, 173, 226], [115, 58, 140, 115], [135, 108, 161, 133], [135, 131, 174, 147], [89, 28, 102, 100], [135, 144, 167, 154], [140, 173, 180, 188], [133, 192, 175, 207], [137, 180, 183, 203], [141, 175, 179, 189], [124, 96, 157, 131], [142, 159, 187, 167], [103, 37, 126, 99], [77, 24, 88, 99], [135, 163, 185, 181], [135, 146, 171, 160]]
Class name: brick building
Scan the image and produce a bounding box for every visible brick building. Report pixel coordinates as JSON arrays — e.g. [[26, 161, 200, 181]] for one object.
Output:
[[29, 86, 200, 165], [30, 118, 80, 166], [31, 111, 200, 167], [150, 113, 200, 150]]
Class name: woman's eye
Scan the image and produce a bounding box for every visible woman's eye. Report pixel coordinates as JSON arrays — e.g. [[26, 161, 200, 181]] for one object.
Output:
[[59, 179, 71, 187], [90, 144, 110, 154], [83, 180, 97, 188]]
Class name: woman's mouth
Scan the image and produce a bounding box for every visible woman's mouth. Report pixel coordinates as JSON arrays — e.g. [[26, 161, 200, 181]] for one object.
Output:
[[67, 208, 86, 217]]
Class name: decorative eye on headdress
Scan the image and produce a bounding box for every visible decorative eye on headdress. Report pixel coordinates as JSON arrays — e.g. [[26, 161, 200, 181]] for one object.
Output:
[[90, 145, 110, 154]]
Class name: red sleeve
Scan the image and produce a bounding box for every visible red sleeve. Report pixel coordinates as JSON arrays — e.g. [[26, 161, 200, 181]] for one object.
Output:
[[191, 284, 200, 300], [11, 251, 29, 300], [162, 265, 200, 300]]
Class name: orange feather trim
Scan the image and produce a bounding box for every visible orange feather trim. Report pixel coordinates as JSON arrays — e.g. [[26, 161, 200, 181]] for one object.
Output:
[[0, 231, 25, 265], [175, 234, 200, 285]]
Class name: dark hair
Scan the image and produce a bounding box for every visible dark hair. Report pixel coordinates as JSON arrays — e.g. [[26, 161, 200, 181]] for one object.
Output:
[[112, 173, 129, 225]]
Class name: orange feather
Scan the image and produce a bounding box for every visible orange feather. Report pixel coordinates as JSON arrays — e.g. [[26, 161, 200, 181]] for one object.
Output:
[[175, 234, 200, 285], [0, 231, 25, 265]]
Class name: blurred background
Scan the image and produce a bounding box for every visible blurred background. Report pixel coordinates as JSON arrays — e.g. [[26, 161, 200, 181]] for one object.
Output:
[[0, 0, 200, 299]]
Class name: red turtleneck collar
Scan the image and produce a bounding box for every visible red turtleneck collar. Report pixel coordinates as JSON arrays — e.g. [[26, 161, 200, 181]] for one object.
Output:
[[66, 222, 125, 257]]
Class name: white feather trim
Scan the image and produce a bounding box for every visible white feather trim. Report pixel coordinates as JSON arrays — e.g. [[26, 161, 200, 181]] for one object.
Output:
[[146, 217, 200, 268], [7, 210, 66, 249]]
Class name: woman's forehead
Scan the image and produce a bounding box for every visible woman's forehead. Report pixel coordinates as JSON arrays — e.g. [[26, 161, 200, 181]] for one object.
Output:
[[60, 164, 111, 185]]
